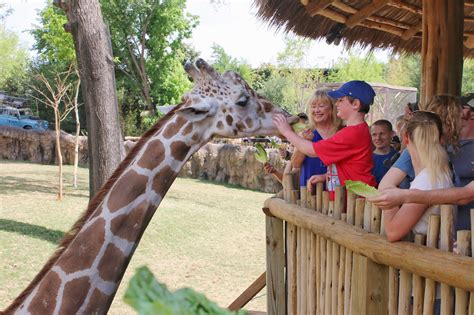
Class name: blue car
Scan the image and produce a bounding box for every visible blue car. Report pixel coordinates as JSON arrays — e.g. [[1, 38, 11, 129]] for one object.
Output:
[[0, 105, 49, 130]]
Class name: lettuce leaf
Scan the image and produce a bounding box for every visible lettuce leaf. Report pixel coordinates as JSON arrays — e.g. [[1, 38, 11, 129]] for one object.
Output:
[[254, 143, 269, 164], [291, 122, 310, 133], [124, 266, 247, 315], [345, 180, 380, 198]]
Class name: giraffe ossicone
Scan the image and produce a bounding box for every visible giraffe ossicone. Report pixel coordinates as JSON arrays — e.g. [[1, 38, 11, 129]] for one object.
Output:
[[3, 58, 294, 315]]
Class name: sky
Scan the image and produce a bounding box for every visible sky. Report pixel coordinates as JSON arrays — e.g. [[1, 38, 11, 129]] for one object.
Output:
[[3, 0, 388, 67]]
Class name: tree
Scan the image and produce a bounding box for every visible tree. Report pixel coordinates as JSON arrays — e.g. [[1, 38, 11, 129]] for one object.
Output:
[[100, 0, 198, 110], [30, 66, 76, 200], [328, 50, 385, 83], [462, 58, 474, 94], [210, 44, 254, 85], [31, 5, 83, 188], [0, 26, 29, 91], [57, 0, 125, 197]]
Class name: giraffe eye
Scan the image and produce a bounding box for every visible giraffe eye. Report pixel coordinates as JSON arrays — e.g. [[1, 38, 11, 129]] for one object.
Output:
[[236, 96, 249, 107]]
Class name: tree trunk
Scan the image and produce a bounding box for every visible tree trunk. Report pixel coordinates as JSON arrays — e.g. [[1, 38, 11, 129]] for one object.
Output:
[[73, 76, 81, 189], [420, 0, 464, 107], [63, 0, 125, 198], [54, 108, 63, 200]]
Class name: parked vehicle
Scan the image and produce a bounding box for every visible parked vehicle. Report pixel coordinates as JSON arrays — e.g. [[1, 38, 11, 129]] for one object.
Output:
[[0, 105, 49, 130]]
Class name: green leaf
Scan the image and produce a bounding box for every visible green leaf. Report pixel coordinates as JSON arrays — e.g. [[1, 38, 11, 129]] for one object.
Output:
[[270, 139, 281, 149], [254, 143, 269, 164], [124, 266, 248, 315], [291, 122, 310, 133], [345, 180, 380, 198]]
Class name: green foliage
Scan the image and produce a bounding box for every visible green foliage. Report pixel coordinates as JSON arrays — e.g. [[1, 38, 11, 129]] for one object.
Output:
[[101, 0, 197, 107], [30, 6, 75, 67], [462, 58, 474, 94], [124, 266, 248, 315], [0, 26, 29, 91], [328, 51, 385, 83], [384, 54, 420, 91], [210, 44, 254, 85]]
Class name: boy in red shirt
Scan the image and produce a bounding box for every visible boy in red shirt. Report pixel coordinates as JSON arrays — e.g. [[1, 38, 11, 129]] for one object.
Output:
[[273, 80, 376, 200]]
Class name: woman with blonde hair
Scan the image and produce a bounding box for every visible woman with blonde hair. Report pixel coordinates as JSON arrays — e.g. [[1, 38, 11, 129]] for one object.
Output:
[[291, 89, 343, 189], [379, 94, 469, 229], [383, 111, 453, 242]]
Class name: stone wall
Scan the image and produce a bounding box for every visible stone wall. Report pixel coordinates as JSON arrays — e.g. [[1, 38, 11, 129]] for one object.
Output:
[[0, 126, 88, 166], [0, 128, 283, 193]]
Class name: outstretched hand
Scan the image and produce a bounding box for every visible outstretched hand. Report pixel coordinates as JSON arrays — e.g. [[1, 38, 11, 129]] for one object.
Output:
[[273, 114, 293, 138], [368, 188, 407, 210]]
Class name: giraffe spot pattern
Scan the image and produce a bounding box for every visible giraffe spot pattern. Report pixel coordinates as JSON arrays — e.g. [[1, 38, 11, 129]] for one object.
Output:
[[262, 100, 274, 113], [226, 115, 233, 126], [245, 118, 253, 129], [83, 289, 108, 314], [110, 201, 149, 242], [236, 122, 245, 132], [192, 133, 200, 141], [56, 218, 105, 274], [27, 271, 61, 314], [216, 121, 224, 129], [163, 116, 187, 139], [59, 277, 91, 314], [97, 243, 126, 283], [152, 165, 177, 196], [137, 139, 165, 170], [182, 123, 193, 136], [170, 141, 191, 162], [107, 170, 148, 212]]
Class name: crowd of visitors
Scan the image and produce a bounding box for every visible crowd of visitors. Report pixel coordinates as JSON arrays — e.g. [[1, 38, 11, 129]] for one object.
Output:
[[263, 81, 474, 244]]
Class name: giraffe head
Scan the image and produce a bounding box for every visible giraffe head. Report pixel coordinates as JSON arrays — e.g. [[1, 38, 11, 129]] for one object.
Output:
[[176, 59, 292, 140]]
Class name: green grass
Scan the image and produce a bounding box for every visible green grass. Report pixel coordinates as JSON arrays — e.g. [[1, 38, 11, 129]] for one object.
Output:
[[0, 160, 271, 313]]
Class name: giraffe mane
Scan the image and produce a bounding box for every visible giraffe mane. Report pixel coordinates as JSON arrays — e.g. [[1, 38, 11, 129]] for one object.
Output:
[[4, 102, 186, 313]]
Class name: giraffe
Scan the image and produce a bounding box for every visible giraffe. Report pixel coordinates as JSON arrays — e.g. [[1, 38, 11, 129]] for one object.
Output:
[[3, 59, 294, 315]]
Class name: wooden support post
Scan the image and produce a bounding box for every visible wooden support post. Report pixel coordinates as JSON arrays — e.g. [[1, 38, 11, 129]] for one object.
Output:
[[337, 246, 345, 315], [455, 230, 470, 315], [283, 172, 297, 315], [351, 253, 389, 315], [319, 237, 327, 314], [413, 234, 426, 315], [266, 215, 286, 315], [228, 272, 266, 311], [316, 182, 323, 212], [440, 205, 454, 314], [325, 240, 333, 315], [363, 199, 372, 231], [334, 186, 345, 220], [346, 190, 356, 225], [371, 205, 381, 234], [398, 269, 412, 315], [423, 214, 440, 315], [355, 198, 365, 228], [420, 0, 464, 105], [470, 209, 474, 315]]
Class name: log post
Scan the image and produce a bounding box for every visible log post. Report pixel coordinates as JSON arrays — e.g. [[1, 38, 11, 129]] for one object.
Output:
[[265, 213, 286, 315], [420, 0, 464, 106]]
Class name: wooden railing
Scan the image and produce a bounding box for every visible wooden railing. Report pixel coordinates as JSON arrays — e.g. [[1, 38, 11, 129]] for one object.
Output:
[[264, 171, 474, 315]]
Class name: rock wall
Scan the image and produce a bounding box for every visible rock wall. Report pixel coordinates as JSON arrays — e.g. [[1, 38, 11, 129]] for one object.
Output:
[[0, 126, 88, 166], [0, 128, 283, 193], [180, 143, 284, 193]]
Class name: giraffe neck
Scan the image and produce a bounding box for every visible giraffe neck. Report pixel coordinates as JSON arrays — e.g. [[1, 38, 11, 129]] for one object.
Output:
[[7, 112, 206, 314]]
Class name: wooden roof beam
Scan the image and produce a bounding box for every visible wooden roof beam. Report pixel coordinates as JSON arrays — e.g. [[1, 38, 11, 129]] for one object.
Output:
[[305, 0, 334, 17], [465, 36, 474, 49], [346, 0, 391, 28], [388, 0, 422, 15], [401, 21, 422, 40], [332, 1, 410, 30]]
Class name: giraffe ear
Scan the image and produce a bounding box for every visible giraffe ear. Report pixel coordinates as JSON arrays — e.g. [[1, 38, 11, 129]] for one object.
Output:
[[176, 103, 217, 122]]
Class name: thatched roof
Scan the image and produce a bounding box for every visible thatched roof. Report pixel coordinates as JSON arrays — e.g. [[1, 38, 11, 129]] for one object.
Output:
[[254, 0, 474, 57]]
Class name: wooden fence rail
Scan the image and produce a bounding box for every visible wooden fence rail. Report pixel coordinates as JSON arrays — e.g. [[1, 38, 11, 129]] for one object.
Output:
[[263, 172, 474, 315]]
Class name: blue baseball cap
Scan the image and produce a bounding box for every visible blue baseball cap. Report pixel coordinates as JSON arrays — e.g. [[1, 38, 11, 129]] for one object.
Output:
[[328, 80, 376, 106]]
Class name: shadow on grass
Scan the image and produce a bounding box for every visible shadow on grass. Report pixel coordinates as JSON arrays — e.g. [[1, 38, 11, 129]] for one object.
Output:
[[0, 219, 64, 244], [0, 176, 88, 198]]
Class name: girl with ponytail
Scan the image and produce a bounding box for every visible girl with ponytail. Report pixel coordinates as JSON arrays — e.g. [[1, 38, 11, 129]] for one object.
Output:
[[383, 111, 453, 242]]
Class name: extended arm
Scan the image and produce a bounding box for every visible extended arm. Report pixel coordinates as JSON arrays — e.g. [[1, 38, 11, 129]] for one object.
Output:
[[370, 181, 474, 209], [273, 114, 317, 157], [383, 202, 430, 242], [378, 167, 407, 191]]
